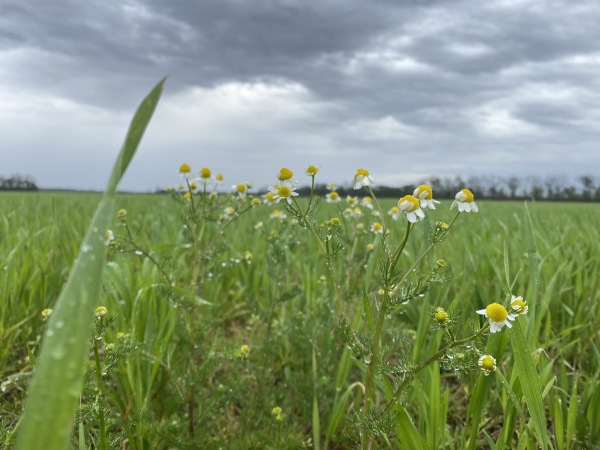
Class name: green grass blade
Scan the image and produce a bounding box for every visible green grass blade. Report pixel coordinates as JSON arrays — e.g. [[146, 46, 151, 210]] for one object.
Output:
[[510, 318, 552, 450], [394, 404, 429, 450], [16, 78, 165, 450]]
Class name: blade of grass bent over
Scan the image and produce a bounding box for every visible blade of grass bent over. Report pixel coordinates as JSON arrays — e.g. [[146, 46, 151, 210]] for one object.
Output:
[[16, 78, 165, 450]]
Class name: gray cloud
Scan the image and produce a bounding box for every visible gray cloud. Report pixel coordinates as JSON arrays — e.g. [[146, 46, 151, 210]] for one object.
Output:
[[1, 0, 600, 191]]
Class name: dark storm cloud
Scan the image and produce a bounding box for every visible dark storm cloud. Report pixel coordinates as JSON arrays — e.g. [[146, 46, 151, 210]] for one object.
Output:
[[2, 0, 600, 190]]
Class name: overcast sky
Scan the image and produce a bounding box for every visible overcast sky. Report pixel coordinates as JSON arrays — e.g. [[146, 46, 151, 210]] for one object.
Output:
[[1, 0, 600, 192]]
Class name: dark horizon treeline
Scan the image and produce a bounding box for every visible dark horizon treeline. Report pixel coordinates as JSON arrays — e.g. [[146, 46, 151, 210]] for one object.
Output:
[[298, 174, 600, 202], [0, 175, 38, 191]]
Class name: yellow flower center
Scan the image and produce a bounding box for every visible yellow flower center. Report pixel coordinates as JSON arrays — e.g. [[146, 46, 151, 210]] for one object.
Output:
[[480, 355, 496, 371], [329, 191, 339, 200], [347, 196, 357, 205], [390, 207, 398, 214], [306, 165, 319, 176], [486, 303, 508, 322], [278, 167, 294, 181], [216, 174, 224, 181], [355, 168, 370, 180], [236, 183, 246, 193], [372, 222, 383, 231], [190, 182, 197, 190], [435, 310, 448, 324], [363, 197, 372, 203], [265, 192, 276, 202], [461, 188, 475, 202], [179, 163, 191, 173], [184, 192, 192, 199], [200, 167, 211, 179], [511, 298, 526, 313], [277, 185, 292, 198], [399, 195, 420, 211], [329, 217, 341, 226], [417, 184, 433, 199]]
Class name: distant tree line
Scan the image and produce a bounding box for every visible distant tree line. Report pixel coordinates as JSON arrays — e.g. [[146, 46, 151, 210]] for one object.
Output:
[[297, 174, 600, 202], [0, 175, 39, 191]]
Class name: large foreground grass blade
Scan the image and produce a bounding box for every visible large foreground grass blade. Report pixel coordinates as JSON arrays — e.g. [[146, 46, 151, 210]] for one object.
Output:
[[16, 78, 165, 450]]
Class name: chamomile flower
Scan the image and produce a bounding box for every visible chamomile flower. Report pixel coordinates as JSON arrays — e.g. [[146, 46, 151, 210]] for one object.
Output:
[[263, 191, 276, 204], [179, 163, 192, 178], [95, 306, 108, 319], [353, 168, 374, 190], [223, 207, 236, 220], [270, 184, 299, 205], [270, 209, 287, 220], [478, 354, 497, 376], [305, 165, 320, 176], [388, 206, 400, 221], [277, 167, 297, 187], [326, 191, 341, 203], [117, 209, 127, 220], [272, 406, 283, 421], [510, 295, 528, 315], [476, 302, 515, 333], [198, 167, 213, 185], [434, 307, 449, 325], [361, 196, 374, 209], [346, 195, 358, 206], [413, 184, 440, 210], [397, 195, 425, 223], [215, 173, 224, 185], [41, 308, 53, 321], [240, 345, 250, 359], [105, 229, 114, 245], [451, 189, 479, 213], [370, 222, 383, 234], [233, 183, 248, 198]]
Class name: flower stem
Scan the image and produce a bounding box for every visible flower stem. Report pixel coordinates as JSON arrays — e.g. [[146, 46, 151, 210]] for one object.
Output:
[[93, 338, 107, 450]]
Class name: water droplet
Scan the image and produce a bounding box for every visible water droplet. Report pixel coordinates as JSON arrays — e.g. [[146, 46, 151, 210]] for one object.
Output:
[[51, 345, 66, 360]]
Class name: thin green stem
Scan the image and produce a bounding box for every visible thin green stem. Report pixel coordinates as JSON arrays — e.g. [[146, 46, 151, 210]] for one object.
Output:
[[93, 338, 107, 450]]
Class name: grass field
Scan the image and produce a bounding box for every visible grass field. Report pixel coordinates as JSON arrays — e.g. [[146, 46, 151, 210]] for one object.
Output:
[[1, 188, 599, 449]]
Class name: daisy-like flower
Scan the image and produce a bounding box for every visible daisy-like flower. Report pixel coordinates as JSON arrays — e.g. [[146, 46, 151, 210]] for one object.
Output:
[[478, 354, 497, 376], [270, 184, 299, 205], [397, 195, 425, 223], [370, 222, 383, 234], [346, 195, 358, 206], [240, 344, 250, 359], [326, 191, 341, 203], [251, 198, 260, 208], [353, 168, 374, 190], [388, 206, 399, 221], [434, 307, 449, 325], [233, 183, 248, 198], [117, 209, 127, 220], [105, 229, 114, 245], [510, 295, 528, 315], [413, 184, 440, 210], [361, 196, 374, 209], [476, 302, 515, 333], [198, 167, 214, 185], [305, 165, 320, 176], [183, 192, 192, 200], [223, 207, 236, 220], [277, 167, 297, 187], [41, 308, 53, 321], [179, 163, 192, 178], [272, 406, 283, 421], [95, 306, 108, 319], [327, 183, 337, 191], [270, 209, 287, 220], [263, 191, 276, 204], [215, 173, 224, 185], [451, 188, 479, 213]]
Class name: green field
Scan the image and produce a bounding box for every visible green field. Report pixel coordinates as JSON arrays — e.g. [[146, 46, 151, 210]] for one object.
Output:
[[1, 189, 599, 449]]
